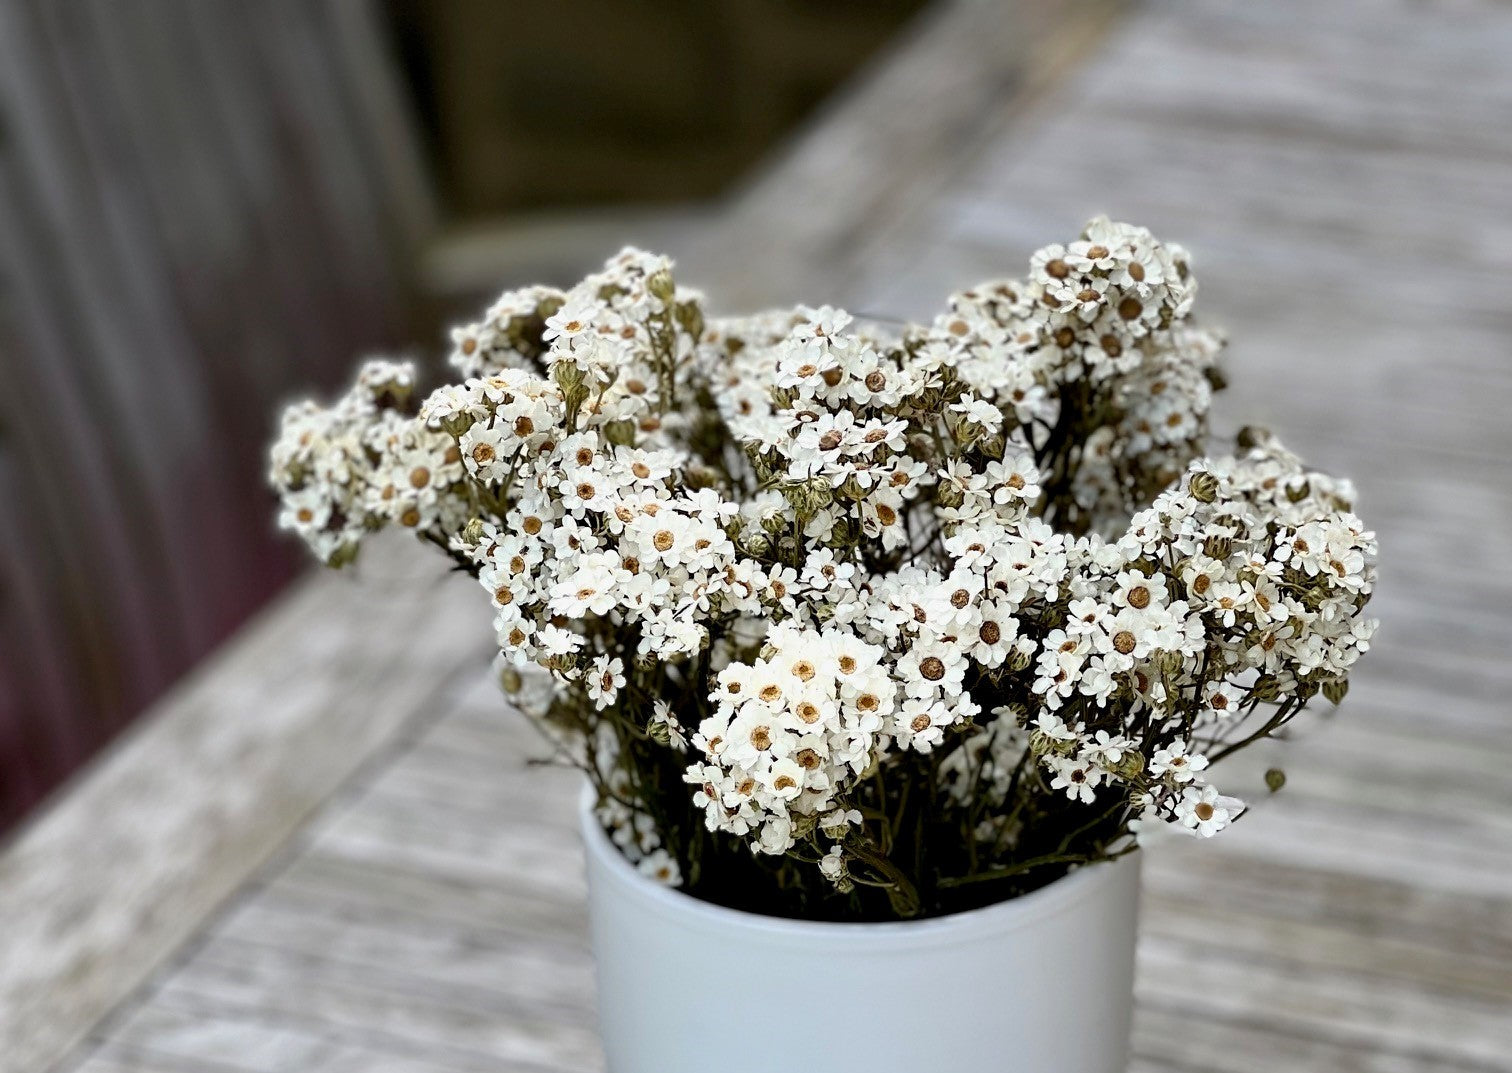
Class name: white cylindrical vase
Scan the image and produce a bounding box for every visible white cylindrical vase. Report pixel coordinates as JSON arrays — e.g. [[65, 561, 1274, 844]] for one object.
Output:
[[580, 788, 1142, 1073]]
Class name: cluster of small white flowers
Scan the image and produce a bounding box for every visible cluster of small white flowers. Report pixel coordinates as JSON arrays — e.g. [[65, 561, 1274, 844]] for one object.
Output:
[[1019, 436, 1376, 840], [687, 623, 895, 854], [916, 217, 1226, 532], [725, 306, 934, 554], [272, 224, 1377, 912], [448, 284, 566, 378], [268, 359, 465, 564]]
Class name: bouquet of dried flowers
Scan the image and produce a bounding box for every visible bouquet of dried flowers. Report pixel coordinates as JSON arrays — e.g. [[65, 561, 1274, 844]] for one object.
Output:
[[270, 219, 1376, 920]]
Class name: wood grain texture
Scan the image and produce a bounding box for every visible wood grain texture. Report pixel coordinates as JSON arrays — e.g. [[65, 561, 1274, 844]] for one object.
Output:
[[7, 0, 1512, 1070], [0, 535, 492, 1073]]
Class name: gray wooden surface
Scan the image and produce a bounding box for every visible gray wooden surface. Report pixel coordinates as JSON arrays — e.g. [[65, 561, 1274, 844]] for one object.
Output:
[[7, 0, 1512, 1070]]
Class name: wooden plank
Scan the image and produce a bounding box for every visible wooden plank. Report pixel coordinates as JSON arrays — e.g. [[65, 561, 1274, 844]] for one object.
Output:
[[0, 535, 492, 1073]]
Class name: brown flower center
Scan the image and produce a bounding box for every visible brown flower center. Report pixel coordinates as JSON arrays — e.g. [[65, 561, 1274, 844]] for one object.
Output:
[[919, 656, 946, 682], [1113, 630, 1137, 655]]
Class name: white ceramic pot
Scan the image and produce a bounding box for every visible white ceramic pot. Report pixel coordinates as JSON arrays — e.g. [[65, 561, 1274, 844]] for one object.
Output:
[[580, 788, 1142, 1073]]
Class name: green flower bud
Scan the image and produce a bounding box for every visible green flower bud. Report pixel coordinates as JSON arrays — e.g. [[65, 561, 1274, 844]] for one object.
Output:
[[1203, 534, 1233, 561], [1250, 674, 1282, 703], [1236, 425, 1270, 450], [552, 359, 586, 391], [1322, 677, 1349, 705], [646, 269, 676, 303], [1265, 768, 1287, 793], [837, 475, 867, 502], [1112, 751, 1145, 780], [1188, 470, 1220, 503], [675, 300, 704, 340], [603, 419, 637, 447]]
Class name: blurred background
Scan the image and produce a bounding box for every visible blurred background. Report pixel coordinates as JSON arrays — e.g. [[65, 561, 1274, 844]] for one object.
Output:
[[0, 0, 929, 829]]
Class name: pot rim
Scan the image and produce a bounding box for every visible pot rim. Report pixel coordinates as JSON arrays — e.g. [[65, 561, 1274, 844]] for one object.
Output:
[[579, 783, 1139, 944]]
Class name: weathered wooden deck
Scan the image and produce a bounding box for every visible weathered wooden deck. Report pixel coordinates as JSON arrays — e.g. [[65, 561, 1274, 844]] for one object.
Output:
[[5, 0, 1512, 1070]]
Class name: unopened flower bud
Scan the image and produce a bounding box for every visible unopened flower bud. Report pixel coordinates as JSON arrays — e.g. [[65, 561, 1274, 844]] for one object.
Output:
[[1265, 768, 1287, 793], [1250, 674, 1282, 702], [1322, 677, 1349, 705], [1236, 425, 1270, 450], [1203, 535, 1233, 560], [1188, 470, 1219, 503], [460, 517, 486, 546], [603, 419, 636, 446], [675, 300, 704, 339], [646, 269, 675, 303], [742, 532, 771, 557], [552, 359, 585, 391], [498, 666, 523, 695], [1112, 751, 1145, 780], [646, 718, 672, 747]]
